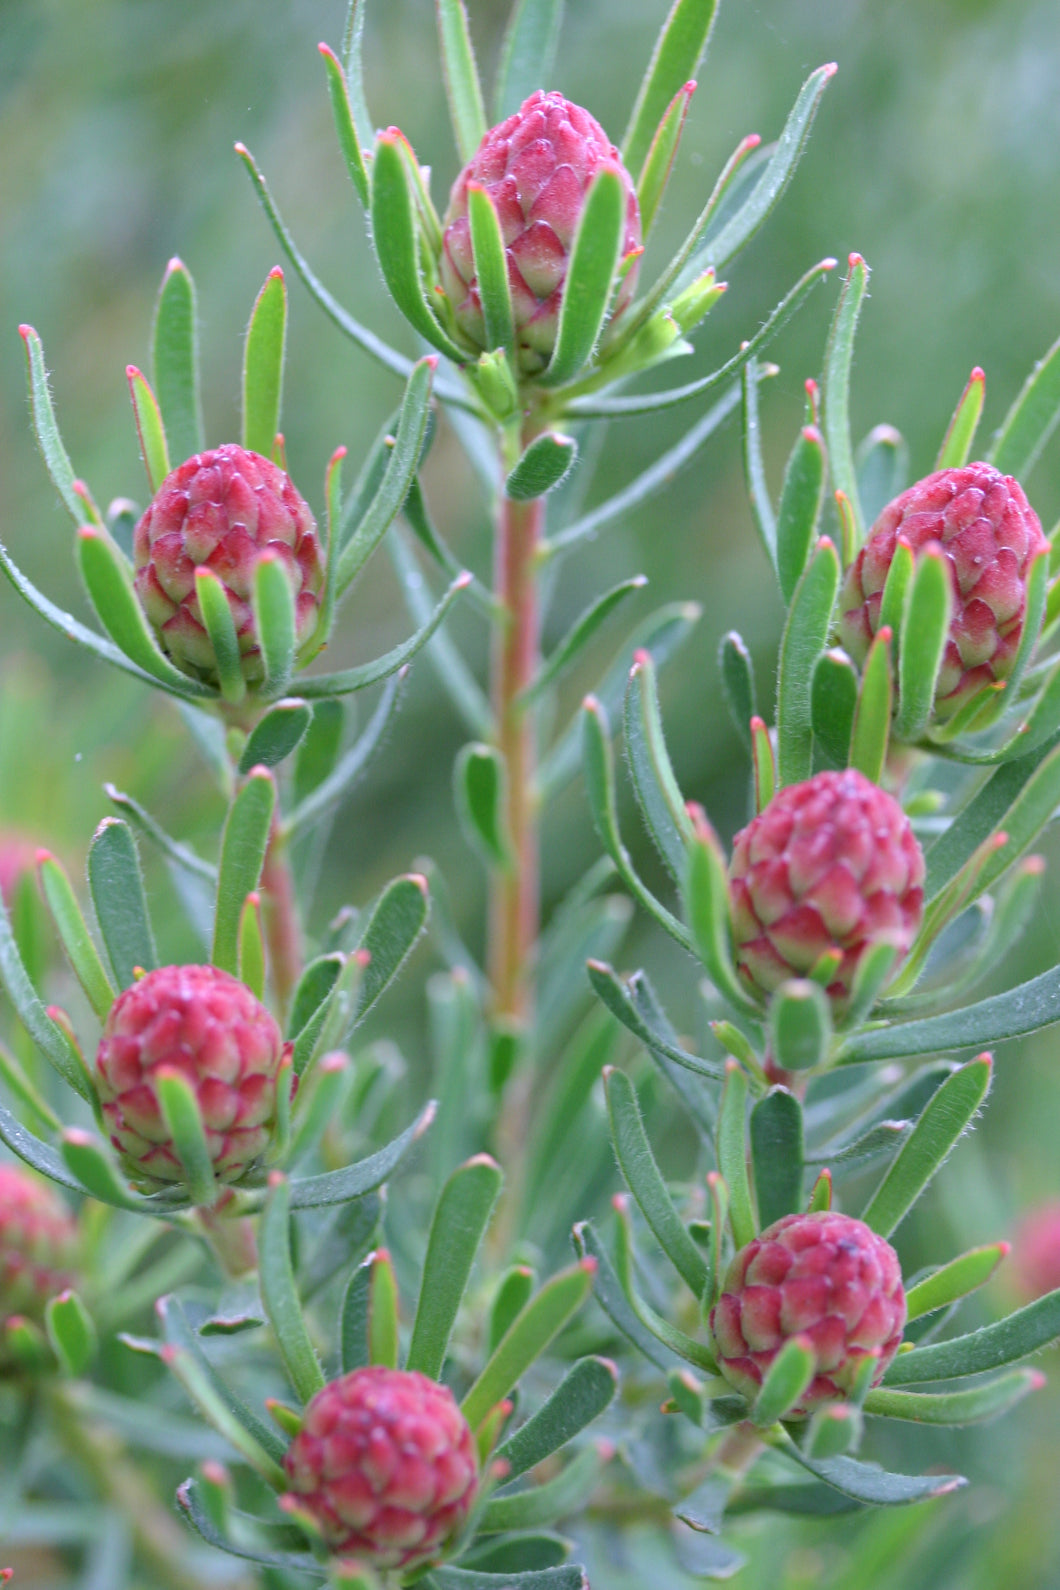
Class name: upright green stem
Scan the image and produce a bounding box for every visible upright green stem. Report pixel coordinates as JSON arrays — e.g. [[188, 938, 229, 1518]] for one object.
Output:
[[488, 429, 544, 1027]]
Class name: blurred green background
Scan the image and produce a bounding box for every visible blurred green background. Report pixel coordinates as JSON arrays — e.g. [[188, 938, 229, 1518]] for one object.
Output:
[[2, 0, 1060, 1584]]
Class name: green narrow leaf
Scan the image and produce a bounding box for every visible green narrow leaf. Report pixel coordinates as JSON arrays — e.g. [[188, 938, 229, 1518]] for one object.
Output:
[[841, 959, 1060, 1062], [719, 631, 756, 753], [354, 873, 431, 1025], [683, 811, 761, 1017], [436, 0, 488, 162], [895, 548, 951, 741], [623, 646, 694, 882], [237, 893, 267, 1002], [495, 1357, 617, 1480], [467, 182, 515, 357], [77, 528, 214, 701], [45, 1290, 97, 1377], [505, 433, 578, 501], [924, 735, 1060, 900], [572, 1220, 685, 1372], [283, 679, 401, 837], [212, 769, 276, 975], [751, 1087, 804, 1227], [340, 0, 373, 147], [751, 716, 776, 812], [865, 1369, 1043, 1426], [811, 650, 858, 769], [571, 260, 835, 418], [883, 1288, 1060, 1385], [18, 324, 88, 523], [233, 143, 471, 401], [105, 783, 216, 885], [692, 66, 836, 272], [493, 0, 564, 121], [542, 170, 626, 387], [370, 133, 468, 363], [776, 538, 841, 785], [990, 330, 1060, 479], [776, 425, 826, 604], [126, 365, 170, 494], [60, 1130, 142, 1210], [156, 1069, 218, 1208], [368, 1248, 400, 1369], [609, 1193, 718, 1370], [341, 1258, 372, 1372], [586, 960, 725, 1086], [861, 1056, 991, 1236], [604, 1066, 708, 1297], [905, 1243, 1009, 1322], [548, 383, 744, 557], [298, 573, 467, 699], [260, 1174, 326, 1402], [319, 43, 370, 208], [524, 576, 645, 707], [622, 0, 718, 178], [151, 258, 204, 461], [155, 1295, 288, 1473], [242, 268, 287, 458], [195, 567, 246, 705], [462, 1262, 596, 1429], [540, 601, 701, 799], [481, 1444, 608, 1532], [293, 699, 345, 807], [936, 366, 985, 470], [849, 627, 892, 782], [36, 851, 115, 1021], [407, 1155, 503, 1378], [857, 424, 909, 527], [582, 696, 693, 952], [716, 1060, 755, 1249], [821, 253, 870, 547], [489, 1267, 535, 1353], [751, 1335, 816, 1427], [238, 700, 312, 774], [337, 357, 437, 594], [88, 819, 158, 987], [741, 358, 777, 569], [877, 534, 914, 640], [454, 744, 512, 870], [253, 552, 297, 698], [637, 80, 696, 237], [777, 1434, 965, 1504]]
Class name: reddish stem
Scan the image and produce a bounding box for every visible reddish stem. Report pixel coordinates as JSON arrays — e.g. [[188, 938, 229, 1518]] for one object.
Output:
[[488, 485, 544, 1025]]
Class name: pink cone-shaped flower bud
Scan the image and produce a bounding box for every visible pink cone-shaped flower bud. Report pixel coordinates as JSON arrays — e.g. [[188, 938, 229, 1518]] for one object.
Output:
[[709, 1211, 906, 1417], [0, 1164, 78, 1359], [282, 1366, 479, 1570], [133, 445, 324, 688], [95, 964, 291, 1187], [839, 462, 1047, 720], [728, 768, 924, 1009], [440, 91, 642, 376]]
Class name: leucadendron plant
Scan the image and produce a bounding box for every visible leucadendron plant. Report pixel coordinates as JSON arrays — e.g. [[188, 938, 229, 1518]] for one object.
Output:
[[2, 1, 1060, 1587]]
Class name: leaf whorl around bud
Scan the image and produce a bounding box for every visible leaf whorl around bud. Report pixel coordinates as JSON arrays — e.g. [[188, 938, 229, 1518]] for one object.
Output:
[[729, 768, 924, 1008], [0, 1164, 78, 1350], [282, 1366, 479, 1569], [709, 1211, 906, 1417], [440, 90, 642, 375], [133, 445, 324, 688], [95, 964, 291, 1188], [840, 461, 1047, 720]]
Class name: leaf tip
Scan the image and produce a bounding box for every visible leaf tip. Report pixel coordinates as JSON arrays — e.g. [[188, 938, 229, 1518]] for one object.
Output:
[[406, 872, 430, 897], [267, 1169, 287, 1189], [17, 323, 35, 342], [822, 61, 839, 78], [416, 1099, 439, 1136], [579, 1255, 599, 1277]]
